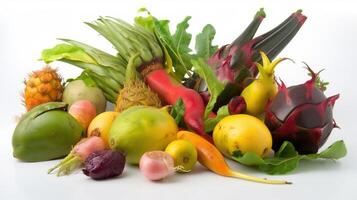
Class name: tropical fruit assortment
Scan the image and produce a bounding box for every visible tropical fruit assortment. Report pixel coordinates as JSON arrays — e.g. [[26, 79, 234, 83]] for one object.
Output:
[[12, 8, 347, 184]]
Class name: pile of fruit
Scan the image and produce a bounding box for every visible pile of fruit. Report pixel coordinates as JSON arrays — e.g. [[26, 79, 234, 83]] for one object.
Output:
[[12, 8, 347, 184]]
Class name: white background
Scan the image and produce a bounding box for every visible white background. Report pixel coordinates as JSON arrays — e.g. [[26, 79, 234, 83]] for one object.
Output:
[[1, 0, 356, 199]]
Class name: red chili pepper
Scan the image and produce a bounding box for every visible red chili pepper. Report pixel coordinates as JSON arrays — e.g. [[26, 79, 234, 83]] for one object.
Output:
[[144, 68, 213, 143]]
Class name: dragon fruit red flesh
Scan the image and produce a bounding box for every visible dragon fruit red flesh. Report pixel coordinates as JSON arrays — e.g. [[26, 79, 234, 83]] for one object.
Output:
[[265, 67, 339, 154]]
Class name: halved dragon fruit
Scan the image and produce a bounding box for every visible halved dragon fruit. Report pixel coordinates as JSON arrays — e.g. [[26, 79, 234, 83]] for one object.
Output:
[[265, 67, 339, 154]]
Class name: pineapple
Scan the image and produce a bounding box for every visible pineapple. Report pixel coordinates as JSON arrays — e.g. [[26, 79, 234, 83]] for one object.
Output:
[[115, 54, 161, 112], [23, 66, 64, 110]]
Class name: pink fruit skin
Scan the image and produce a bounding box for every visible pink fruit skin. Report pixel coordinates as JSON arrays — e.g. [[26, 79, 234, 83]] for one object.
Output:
[[69, 100, 97, 130], [139, 151, 174, 181]]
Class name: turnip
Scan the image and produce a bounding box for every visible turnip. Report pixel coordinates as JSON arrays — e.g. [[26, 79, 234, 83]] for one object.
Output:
[[48, 136, 106, 176], [139, 151, 175, 181]]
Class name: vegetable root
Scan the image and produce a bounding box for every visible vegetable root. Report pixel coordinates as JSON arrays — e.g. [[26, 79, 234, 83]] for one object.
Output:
[[48, 136, 106, 176], [177, 131, 291, 184]]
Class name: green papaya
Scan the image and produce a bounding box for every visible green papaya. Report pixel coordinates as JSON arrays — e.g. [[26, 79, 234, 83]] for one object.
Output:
[[12, 102, 83, 162]]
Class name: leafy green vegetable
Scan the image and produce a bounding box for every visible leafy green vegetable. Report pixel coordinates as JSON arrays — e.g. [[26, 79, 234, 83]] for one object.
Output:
[[170, 98, 185, 126], [41, 44, 97, 64], [231, 140, 347, 175], [59, 38, 127, 71], [154, 17, 193, 80], [134, 8, 155, 32], [204, 105, 229, 132], [191, 58, 224, 119], [195, 24, 218, 60], [135, 8, 218, 82]]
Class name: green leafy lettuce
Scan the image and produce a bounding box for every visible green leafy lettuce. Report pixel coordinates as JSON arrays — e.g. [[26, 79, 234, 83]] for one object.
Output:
[[231, 140, 347, 175], [135, 8, 217, 81], [191, 58, 224, 119], [195, 24, 218, 60]]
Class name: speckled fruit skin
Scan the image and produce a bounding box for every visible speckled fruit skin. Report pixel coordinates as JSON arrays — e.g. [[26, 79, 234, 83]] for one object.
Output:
[[265, 67, 339, 154], [109, 106, 178, 164], [213, 114, 272, 157]]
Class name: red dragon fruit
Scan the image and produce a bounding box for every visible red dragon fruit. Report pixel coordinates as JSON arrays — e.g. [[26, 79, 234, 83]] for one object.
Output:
[[208, 9, 307, 111], [265, 67, 339, 154]]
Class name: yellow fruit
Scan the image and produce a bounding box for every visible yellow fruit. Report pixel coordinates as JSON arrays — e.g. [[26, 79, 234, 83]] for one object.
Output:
[[87, 111, 119, 148], [165, 140, 197, 172], [240, 52, 286, 117], [213, 114, 272, 158], [109, 106, 178, 164], [23, 66, 63, 110]]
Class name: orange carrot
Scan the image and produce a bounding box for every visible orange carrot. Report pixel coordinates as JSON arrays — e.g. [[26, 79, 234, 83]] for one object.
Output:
[[177, 131, 291, 184]]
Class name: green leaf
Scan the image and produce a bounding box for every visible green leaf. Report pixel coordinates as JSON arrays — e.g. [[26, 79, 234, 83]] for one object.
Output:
[[313, 140, 347, 159], [233, 152, 266, 166], [231, 140, 347, 175], [204, 105, 229, 132], [59, 39, 126, 70], [195, 24, 218, 60], [41, 44, 97, 64], [68, 70, 98, 87], [134, 8, 155, 32], [170, 98, 185, 125], [135, 10, 218, 81], [154, 17, 193, 80], [191, 58, 224, 119]]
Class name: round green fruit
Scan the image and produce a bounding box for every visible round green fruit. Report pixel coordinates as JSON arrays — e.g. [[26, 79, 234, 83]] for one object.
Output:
[[109, 106, 178, 164]]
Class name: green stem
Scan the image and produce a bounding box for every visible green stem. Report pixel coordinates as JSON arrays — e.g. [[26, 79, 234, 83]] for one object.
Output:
[[59, 38, 128, 69], [48, 154, 75, 174], [56, 156, 82, 176], [85, 21, 131, 61], [125, 53, 141, 83], [89, 72, 122, 92], [62, 59, 123, 85], [102, 92, 116, 103], [90, 75, 118, 103]]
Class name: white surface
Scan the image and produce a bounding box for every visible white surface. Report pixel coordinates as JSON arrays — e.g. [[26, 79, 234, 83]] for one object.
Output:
[[1, 0, 357, 199]]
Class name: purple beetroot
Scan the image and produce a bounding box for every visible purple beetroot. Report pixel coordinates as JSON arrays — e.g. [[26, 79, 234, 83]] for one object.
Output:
[[83, 150, 125, 180], [265, 67, 339, 154]]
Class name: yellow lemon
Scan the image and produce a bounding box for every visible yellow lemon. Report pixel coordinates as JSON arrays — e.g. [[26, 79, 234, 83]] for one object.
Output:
[[165, 139, 197, 172], [87, 111, 119, 148]]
